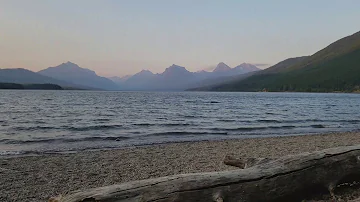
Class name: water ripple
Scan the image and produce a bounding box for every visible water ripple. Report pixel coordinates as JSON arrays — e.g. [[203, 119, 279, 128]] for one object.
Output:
[[1, 90, 360, 155]]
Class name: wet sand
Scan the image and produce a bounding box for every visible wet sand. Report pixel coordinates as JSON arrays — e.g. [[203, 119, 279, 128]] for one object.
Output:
[[1, 132, 360, 201]]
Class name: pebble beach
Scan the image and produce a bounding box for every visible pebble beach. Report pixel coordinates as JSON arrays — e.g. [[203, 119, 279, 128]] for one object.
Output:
[[1, 132, 360, 201]]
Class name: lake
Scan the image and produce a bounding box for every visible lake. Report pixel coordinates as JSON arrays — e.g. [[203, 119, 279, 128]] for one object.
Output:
[[1, 90, 360, 155]]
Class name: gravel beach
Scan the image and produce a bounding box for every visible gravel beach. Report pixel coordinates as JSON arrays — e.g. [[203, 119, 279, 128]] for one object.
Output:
[[1, 132, 360, 202]]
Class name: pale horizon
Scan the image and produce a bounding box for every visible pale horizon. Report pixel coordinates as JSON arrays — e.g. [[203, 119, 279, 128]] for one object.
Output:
[[1, 0, 359, 77]]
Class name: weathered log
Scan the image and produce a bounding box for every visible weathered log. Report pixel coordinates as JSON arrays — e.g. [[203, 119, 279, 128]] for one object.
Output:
[[223, 156, 273, 169], [55, 145, 360, 202], [350, 198, 360, 202]]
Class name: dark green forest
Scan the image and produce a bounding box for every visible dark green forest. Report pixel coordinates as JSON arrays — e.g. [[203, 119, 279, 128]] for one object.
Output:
[[0, 83, 63, 90], [211, 49, 360, 92], [197, 31, 360, 93]]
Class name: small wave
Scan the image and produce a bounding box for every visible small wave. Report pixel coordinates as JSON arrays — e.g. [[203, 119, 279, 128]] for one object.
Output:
[[4, 138, 61, 144], [146, 131, 228, 137], [311, 124, 326, 128], [95, 118, 111, 122], [12, 125, 124, 132], [161, 123, 191, 126], [273, 119, 323, 124], [133, 123, 153, 126], [344, 120, 360, 123], [322, 119, 360, 123], [212, 125, 296, 132], [3, 136, 130, 144], [183, 115, 196, 118], [13, 126, 58, 131], [304, 119, 323, 122], [34, 120, 46, 124], [218, 119, 236, 122], [65, 136, 129, 142], [298, 119, 360, 124], [0, 138, 12, 143], [0, 151, 22, 156], [210, 101, 220, 104], [257, 119, 282, 123], [269, 125, 296, 129], [66, 125, 123, 131], [221, 127, 267, 131], [280, 119, 358, 124]]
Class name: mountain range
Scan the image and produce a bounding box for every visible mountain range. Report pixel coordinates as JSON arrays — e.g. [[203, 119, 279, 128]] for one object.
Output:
[[0, 62, 260, 91], [109, 62, 260, 91], [191, 30, 360, 92], [0, 68, 75, 87], [38, 62, 119, 90], [4, 30, 358, 92]]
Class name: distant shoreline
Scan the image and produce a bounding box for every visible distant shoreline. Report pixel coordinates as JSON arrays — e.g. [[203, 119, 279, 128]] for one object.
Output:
[[188, 89, 360, 94], [1, 87, 359, 93], [0, 82, 63, 90], [0, 82, 88, 90]]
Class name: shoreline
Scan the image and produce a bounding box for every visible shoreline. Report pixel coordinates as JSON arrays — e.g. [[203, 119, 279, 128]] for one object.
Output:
[[0, 130, 353, 159], [1, 131, 360, 201]]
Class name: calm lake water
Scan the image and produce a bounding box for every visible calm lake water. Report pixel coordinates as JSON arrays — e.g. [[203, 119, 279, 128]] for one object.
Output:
[[1, 90, 360, 155]]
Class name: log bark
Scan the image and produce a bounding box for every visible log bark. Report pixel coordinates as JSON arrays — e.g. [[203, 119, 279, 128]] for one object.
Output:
[[350, 198, 360, 202], [56, 145, 360, 202], [223, 156, 273, 169]]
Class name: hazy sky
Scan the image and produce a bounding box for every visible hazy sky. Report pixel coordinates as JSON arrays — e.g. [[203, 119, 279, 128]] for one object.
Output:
[[1, 0, 359, 77]]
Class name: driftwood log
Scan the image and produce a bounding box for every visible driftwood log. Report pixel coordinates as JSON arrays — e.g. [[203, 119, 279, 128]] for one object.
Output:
[[54, 145, 360, 202], [223, 156, 273, 169]]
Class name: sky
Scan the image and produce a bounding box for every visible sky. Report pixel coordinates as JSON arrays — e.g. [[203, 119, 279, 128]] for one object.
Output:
[[0, 0, 359, 77]]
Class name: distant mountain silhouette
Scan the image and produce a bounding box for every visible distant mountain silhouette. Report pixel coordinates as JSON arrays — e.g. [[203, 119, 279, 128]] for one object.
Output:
[[153, 64, 200, 90], [119, 65, 197, 91], [0, 68, 74, 87], [109, 75, 131, 84], [119, 63, 260, 91], [210, 62, 260, 77], [38, 62, 119, 90], [213, 62, 232, 72], [234, 63, 261, 73], [1, 61, 260, 91], [120, 70, 156, 90]]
